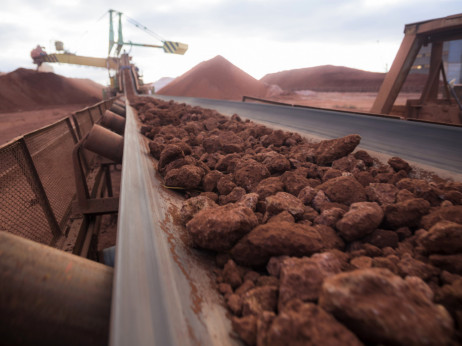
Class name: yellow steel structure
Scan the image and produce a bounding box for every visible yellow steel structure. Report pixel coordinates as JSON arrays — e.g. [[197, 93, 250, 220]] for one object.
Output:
[[37, 53, 119, 70]]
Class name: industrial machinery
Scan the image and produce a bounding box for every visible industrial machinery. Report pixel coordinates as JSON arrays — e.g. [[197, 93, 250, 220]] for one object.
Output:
[[31, 9, 188, 97], [371, 13, 462, 124]]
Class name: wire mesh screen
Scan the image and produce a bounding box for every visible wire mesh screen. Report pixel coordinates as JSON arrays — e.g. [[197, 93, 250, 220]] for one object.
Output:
[[24, 118, 77, 229], [74, 109, 94, 139], [0, 141, 55, 245], [0, 99, 115, 246]]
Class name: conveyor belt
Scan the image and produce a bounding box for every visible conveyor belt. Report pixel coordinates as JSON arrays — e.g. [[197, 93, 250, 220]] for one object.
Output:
[[111, 69, 461, 344], [110, 70, 240, 345], [154, 95, 462, 176]]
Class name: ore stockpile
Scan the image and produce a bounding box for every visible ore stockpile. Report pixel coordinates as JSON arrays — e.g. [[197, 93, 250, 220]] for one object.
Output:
[[132, 95, 462, 346]]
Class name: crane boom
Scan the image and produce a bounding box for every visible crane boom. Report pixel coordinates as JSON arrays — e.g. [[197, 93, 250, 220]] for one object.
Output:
[[33, 53, 119, 70]]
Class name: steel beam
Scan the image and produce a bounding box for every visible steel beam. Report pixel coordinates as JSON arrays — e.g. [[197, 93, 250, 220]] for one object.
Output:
[[370, 32, 422, 114]]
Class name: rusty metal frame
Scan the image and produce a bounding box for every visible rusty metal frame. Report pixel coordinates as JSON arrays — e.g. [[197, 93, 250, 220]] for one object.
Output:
[[72, 139, 119, 215], [371, 13, 462, 115]]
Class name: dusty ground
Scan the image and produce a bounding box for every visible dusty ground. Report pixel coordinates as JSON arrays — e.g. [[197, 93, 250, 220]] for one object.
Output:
[[0, 92, 414, 147], [0, 104, 91, 145], [270, 91, 421, 113]]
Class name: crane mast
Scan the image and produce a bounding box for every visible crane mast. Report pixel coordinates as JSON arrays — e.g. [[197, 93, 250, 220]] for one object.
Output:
[[31, 9, 188, 96]]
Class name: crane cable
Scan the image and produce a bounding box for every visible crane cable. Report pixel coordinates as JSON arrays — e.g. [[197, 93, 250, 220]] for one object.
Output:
[[124, 15, 166, 43]]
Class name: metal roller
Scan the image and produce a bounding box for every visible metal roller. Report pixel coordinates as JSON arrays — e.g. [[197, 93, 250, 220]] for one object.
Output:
[[101, 110, 126, 135], [0, 231, 113, 346], [84, 124, 123, 163], [110, 103, 126, 117]]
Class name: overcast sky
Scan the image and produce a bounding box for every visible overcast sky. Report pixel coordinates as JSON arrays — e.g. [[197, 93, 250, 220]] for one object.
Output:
[[1, 0, 460, 85]]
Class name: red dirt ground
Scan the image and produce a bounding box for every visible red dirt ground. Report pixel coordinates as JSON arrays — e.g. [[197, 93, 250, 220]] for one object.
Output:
[[261, 65, 427, 93], [0, 68, 102, 113], [0, 69, 104, 144]]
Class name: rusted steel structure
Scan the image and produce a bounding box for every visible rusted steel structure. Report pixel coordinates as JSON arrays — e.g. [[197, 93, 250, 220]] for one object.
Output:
[[371, 13, 462, 122]]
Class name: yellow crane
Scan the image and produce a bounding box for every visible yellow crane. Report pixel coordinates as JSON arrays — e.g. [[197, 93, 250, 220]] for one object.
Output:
[[31, 42, 120, 70], [31, 10, 188, 95]]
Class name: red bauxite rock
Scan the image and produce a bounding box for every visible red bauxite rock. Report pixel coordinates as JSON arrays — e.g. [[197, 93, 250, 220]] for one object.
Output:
[[262, 300, 362, 346], [317, 176, 367, 206], [254, 177, 284, 200], [314, 134, 361, 165], [365, 183, 399, 206], [388, 156, 412, 173], [231, 221, 324, 267], [164, 164, 204, 189], [265, 192, 305, 219], [384, 198, 430, 228], [336, 202, 384, 241], [158, 144, 185, 174], [418, 221, 462, 254], [420, 205, 462, 230], [319, 268, 455, 345], [180, 195, 218, 224], [278, 253, 344, 309], [234, 159, 270, 192], [186, 204, 258, 251]]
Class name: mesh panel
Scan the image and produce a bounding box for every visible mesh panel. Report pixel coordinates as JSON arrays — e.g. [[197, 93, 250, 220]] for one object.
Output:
[[0, 100, 115, 246], [0, 141, 54, 244], [74, 109, 93, 139], [24, 119, 77, 228]]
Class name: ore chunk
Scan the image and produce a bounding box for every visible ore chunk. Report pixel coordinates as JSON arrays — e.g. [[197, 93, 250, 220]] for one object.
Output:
[[265, 192, 305, 219], [261, 151, 291, 174], [223, 259, 243, 289], [365, 183, 398, 206], [278, 253, 344, 308], [241, 286, 278, 317], [164, 165, 204, 189], [297, 185, 317, 205], [354, 150, 374, 166], [419, 220, 462, 255], [365, 229, 399, 249], [336, 202, 384, 241], [187, 204, 258, 251], [265, 300, 363, 346], [234, 159, 270, 192], [280, 171, 310, 196], [388, 156, 412, 173], [158, 144, 185, 174], [231, 315, 257, 346], [317, 176, 367, 206], [420, 205, 462, 230], [314, 134, 361, 165], [384, 198, 430, 228], [180, 195, 218, 224], [202, 170, 223, 192], [319, 268, 455, 346], [231, 221, 324, 267], [254, 177, 284, 200]]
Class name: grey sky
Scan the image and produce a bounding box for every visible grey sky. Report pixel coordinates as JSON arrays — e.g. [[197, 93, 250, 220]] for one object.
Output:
[[1, 0, 460, 85]]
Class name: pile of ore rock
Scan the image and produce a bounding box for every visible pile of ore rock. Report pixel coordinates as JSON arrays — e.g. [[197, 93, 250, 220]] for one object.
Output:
[[132, 96, 462, 345]]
